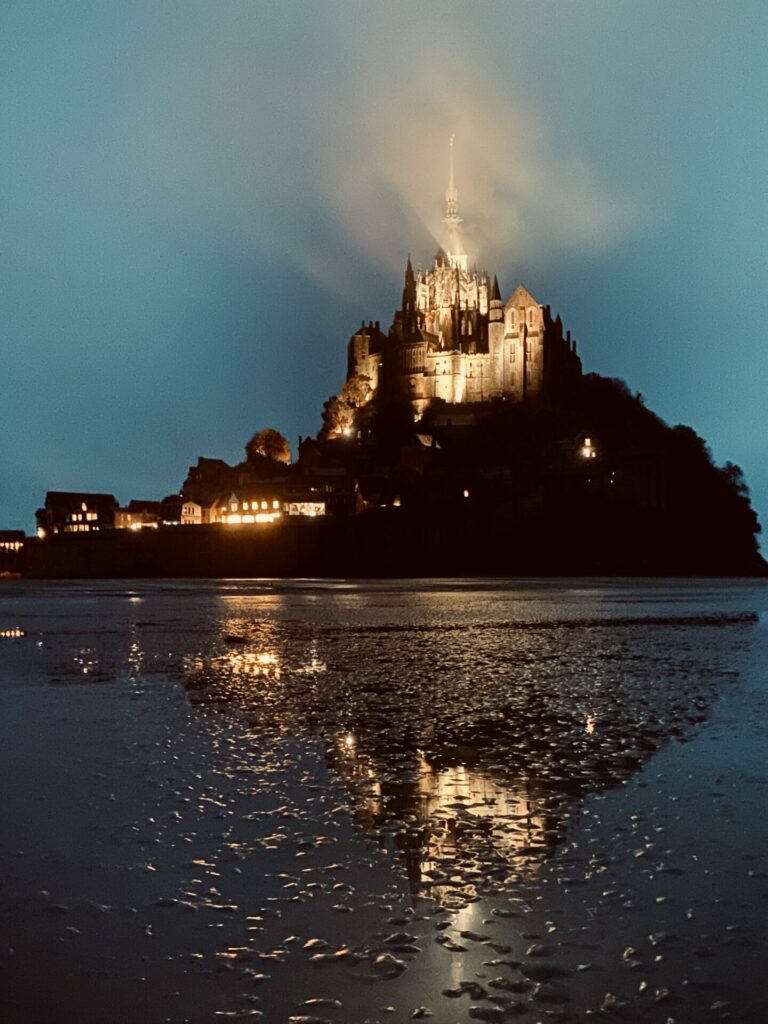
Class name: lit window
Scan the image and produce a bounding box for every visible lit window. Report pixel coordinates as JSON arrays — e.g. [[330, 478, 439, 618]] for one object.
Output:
[[81, 502, 87, 512], [581, 437, 597, 459], [243, 501, 249, 511], [261, 500, 268, 510], [230, 501, 237, 512], [272, 500, 279, 509]]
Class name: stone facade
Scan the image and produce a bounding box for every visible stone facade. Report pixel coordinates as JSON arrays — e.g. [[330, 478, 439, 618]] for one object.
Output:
[[346, 139, 582, 418]]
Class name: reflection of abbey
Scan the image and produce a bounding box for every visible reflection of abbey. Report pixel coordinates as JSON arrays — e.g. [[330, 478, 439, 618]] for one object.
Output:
[[347, 136, 582, 417]]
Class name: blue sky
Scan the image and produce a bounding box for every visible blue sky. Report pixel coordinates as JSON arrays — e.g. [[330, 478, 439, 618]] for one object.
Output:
[[2, 1, 768, 535]]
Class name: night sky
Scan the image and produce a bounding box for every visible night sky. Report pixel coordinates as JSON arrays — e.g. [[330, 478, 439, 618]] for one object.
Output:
[[3, 2, 768, 538]]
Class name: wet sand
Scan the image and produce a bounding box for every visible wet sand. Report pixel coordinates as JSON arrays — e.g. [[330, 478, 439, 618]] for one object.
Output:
[[1, 579, 767, 1023]]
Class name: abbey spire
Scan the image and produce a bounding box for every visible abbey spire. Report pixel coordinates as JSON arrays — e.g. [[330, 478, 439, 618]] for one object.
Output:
[[442, 134, 468, 273], [344, 145, 582, 419]]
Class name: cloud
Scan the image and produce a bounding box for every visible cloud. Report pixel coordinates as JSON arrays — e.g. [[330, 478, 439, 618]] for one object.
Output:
[[313, 64, 640, 280], [134, 7, 641, 298]]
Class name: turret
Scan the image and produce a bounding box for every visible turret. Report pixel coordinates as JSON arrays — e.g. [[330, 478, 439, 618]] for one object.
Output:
[[489, 274, 503, 323]]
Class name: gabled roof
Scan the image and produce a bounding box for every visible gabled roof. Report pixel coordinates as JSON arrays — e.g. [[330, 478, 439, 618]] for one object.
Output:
[[504, 283, 540, 309], [126, 499, 161, 514], [44, 491, 118, 507]]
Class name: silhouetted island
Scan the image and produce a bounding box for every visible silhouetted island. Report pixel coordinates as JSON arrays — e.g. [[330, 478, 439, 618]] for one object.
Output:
[[18, 139, 765, 578], [21, 369, 765, 578]]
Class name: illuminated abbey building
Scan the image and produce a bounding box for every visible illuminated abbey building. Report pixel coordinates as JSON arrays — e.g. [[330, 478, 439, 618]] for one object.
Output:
[[343, 137, 582, 423]]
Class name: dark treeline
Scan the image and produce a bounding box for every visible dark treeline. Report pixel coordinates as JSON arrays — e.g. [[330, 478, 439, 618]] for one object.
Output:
[[312, 372, 764, 576]]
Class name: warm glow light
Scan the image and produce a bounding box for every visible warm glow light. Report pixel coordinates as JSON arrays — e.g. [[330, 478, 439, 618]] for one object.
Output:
[[286, 502, 325, 517], [463, 489, 470, 498], [223, 511, 281, 525], [581, 437, 597, 459]]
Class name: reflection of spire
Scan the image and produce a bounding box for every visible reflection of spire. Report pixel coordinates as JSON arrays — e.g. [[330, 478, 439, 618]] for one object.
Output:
[[442, 134, 467, 272]]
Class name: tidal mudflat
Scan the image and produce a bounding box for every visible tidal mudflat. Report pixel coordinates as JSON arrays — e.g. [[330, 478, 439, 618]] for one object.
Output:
[[1, 579, 767, 1023]]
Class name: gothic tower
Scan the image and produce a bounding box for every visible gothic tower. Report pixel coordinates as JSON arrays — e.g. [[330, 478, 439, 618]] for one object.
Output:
[[340, 136, 582, 432]]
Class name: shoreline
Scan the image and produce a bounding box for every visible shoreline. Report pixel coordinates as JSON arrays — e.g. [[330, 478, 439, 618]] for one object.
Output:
[[19, 513, 768, 579]]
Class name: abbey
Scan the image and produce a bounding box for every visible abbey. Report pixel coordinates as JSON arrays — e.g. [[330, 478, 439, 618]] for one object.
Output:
[[346, 137, 582, 418]]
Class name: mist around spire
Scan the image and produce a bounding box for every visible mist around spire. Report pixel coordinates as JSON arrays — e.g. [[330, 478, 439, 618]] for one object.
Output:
[[442, 134, 468, 272]]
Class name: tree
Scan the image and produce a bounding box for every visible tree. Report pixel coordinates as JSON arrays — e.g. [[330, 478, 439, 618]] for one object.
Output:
[[341, 373, 372, 408], [319, 374, 372, 440], [245, 428, 291, 465]]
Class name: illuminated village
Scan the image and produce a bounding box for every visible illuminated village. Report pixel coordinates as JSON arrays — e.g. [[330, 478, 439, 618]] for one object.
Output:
[[1, 140, 763, 577]]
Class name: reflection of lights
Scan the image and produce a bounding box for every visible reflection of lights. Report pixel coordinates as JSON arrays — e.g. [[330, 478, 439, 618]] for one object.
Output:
[[586, 714, 596, 734], [329, 740, 548, 892], [127, 634, 143, 676], [187, 648, 284, 680], [74, 648, 98, 675]]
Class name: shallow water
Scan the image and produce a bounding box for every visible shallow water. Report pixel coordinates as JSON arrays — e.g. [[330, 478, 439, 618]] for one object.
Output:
[[1, 578, 767, 1023]]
